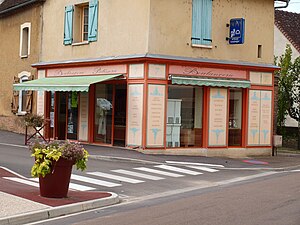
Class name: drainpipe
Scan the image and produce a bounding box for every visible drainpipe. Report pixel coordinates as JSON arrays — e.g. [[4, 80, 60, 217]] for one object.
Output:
[[275, 0, 290, 9]]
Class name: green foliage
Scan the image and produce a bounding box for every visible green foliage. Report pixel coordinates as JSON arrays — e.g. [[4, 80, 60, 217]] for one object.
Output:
[[275, 45, 294, 133], [30, 140, 89, 178], [31, 147, 62, 178]]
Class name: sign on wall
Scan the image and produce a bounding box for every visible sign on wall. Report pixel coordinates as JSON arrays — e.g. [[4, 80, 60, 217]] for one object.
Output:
[[229, 18, 245, 45], [127, 84, 144, 146], [248, 90, 272, 146], [169, 65, 247, 80], [78, 92, 89, 141], [146, 84, 165, 147], [208, 88, 228, 146], [47, 64, 126, 77]]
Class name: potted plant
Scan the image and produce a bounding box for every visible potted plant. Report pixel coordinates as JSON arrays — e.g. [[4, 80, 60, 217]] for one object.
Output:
[[29, 140, 89, 198], [24, 113, 44, 127]]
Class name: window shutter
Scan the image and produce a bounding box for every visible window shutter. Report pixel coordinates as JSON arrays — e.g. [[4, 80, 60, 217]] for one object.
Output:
[[88, 0, 98, 42], [11, 76, 20, 113], [25, 91, 33, 113], [64, 5, 74, 45], [192, 0, 212, 45]]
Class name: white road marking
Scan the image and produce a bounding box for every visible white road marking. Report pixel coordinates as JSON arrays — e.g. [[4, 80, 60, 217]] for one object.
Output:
[[186, 165, 219, 172], [112, 169, 165, 181], [155, 165, 202, 175], [4, 177, 39, 187], [134, 167, 184, 177], [29, 178, 96, 191], [68, 183, 96, 191], [71, 174, 121, 187], [87, 172, 144, 184], [166, 161, 224, 168]]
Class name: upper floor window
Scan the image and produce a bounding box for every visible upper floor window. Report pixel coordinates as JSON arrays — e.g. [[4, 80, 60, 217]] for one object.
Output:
[[64, 0, 98, 45], [191, 0, 212, 47], [20, 23, 31, 58]]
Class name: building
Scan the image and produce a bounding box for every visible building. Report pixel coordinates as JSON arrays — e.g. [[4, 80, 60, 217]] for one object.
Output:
[[274, 9, 300, 128], [14, 0, 280, 157], [0, 0, 45, 133]]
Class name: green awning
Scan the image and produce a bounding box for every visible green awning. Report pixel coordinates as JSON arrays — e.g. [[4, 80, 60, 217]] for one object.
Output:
[[13, 74, 122, 92], [171, 76, 251, 88]]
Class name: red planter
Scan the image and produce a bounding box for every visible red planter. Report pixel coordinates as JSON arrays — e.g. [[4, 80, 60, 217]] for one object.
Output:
[[39, 158, 74, 198]]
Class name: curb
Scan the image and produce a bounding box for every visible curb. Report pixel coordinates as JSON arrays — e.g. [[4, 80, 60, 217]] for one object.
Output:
[[89, 155, 161, 165], [89, 155, 300, 171], [0, 192, 119, 225]]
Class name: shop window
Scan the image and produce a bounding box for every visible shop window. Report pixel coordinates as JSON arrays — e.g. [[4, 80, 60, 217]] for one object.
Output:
[[94, 83, 113, 144], [167, 86, 203, 148], [64, 0, 98, 45], [228, 89, 242, 146], [20, 23, 31, 58], [191, 0, 212, 46]]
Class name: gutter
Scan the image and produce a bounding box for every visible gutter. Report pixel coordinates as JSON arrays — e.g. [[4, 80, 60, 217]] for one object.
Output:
[[275, 0, 290, 9], [0, 0, 45, 16]]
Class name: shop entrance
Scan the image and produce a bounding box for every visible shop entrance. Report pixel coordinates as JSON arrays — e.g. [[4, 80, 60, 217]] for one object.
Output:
[[94, 83, 127, 146], [56, 92, 79, 140], [113, 84, 127, 146]]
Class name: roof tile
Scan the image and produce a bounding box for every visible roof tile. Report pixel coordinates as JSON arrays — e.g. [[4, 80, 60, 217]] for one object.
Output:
[[275, 10, 300, 53]]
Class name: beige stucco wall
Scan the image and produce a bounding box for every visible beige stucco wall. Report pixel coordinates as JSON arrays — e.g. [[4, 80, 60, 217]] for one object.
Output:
[[41, 0, 275, 65], [148, 0, 275, 64], [0, 5, 42, 132], [41, 0, 150, 62]]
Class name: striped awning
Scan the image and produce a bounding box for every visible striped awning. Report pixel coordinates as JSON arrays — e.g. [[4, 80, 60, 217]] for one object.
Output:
[[171, 76, 251, 88], [13, 74, 122, 92]]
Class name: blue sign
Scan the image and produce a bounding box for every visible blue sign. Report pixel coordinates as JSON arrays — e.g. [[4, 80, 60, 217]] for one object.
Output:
[[229, 18, 245, 44]]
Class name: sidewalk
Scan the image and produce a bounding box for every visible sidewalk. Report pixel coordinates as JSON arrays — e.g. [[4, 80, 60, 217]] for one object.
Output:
[[0, 130, 300, 225], [0, 166, 119, 225]]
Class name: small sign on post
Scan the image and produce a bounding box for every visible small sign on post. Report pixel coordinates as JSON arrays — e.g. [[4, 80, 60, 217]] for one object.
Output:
[[229, 18, 245, 45]]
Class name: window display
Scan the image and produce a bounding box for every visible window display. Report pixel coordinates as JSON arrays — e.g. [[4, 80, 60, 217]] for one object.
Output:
[[167, 86, 203, 147]]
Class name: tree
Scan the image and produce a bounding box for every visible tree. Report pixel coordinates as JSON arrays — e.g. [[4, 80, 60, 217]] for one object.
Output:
[[275, 45, 293, 134], [276, 44, 300, 149], [288, 57, 300, 149]]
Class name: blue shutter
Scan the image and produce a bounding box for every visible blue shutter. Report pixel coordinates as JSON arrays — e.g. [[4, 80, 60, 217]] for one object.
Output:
[[88, 0, 98, 42], [192, 0, 212, 45], [64, 5, 74, 45]]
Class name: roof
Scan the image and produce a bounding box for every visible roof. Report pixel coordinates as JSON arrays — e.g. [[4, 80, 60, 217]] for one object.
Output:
[[275, 10, 300, 53], [32, 53, 279, 71], [0, 0, 45, 16]]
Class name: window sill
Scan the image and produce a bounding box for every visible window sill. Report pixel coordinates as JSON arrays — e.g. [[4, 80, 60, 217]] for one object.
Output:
[[72, 41, 89, 46], [16, 111, 27, 116], [191, 44, 213, 49], [20, 55, 28, 59]]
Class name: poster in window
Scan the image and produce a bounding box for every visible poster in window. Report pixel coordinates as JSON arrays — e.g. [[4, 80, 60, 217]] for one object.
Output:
[[79, 92, 89, 141], [127, 84, 144, 146], [248, 90, 261, 145], [208, 88, 227, 146], [259, 91, 272, 145], [147, 84, 165, 147]]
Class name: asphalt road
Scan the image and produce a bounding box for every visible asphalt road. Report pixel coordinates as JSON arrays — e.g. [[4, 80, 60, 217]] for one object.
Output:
[[35, 171, 300, 225]]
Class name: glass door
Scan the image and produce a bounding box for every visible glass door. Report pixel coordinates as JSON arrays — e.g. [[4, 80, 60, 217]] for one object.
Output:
[[56, 92, 67, 140], [67, 92, 79, 140], [113, 84, 127, 146]]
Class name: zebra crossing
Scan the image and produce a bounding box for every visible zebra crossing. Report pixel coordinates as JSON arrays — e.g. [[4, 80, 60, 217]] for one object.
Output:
[[3, 161, 224, 191]]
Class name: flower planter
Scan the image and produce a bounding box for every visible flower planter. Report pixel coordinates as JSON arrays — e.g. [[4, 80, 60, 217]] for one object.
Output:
[[39, 158, 74, 198]]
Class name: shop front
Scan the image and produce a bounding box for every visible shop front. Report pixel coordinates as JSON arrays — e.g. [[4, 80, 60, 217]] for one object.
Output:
[[13, 56, 275, 157]]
